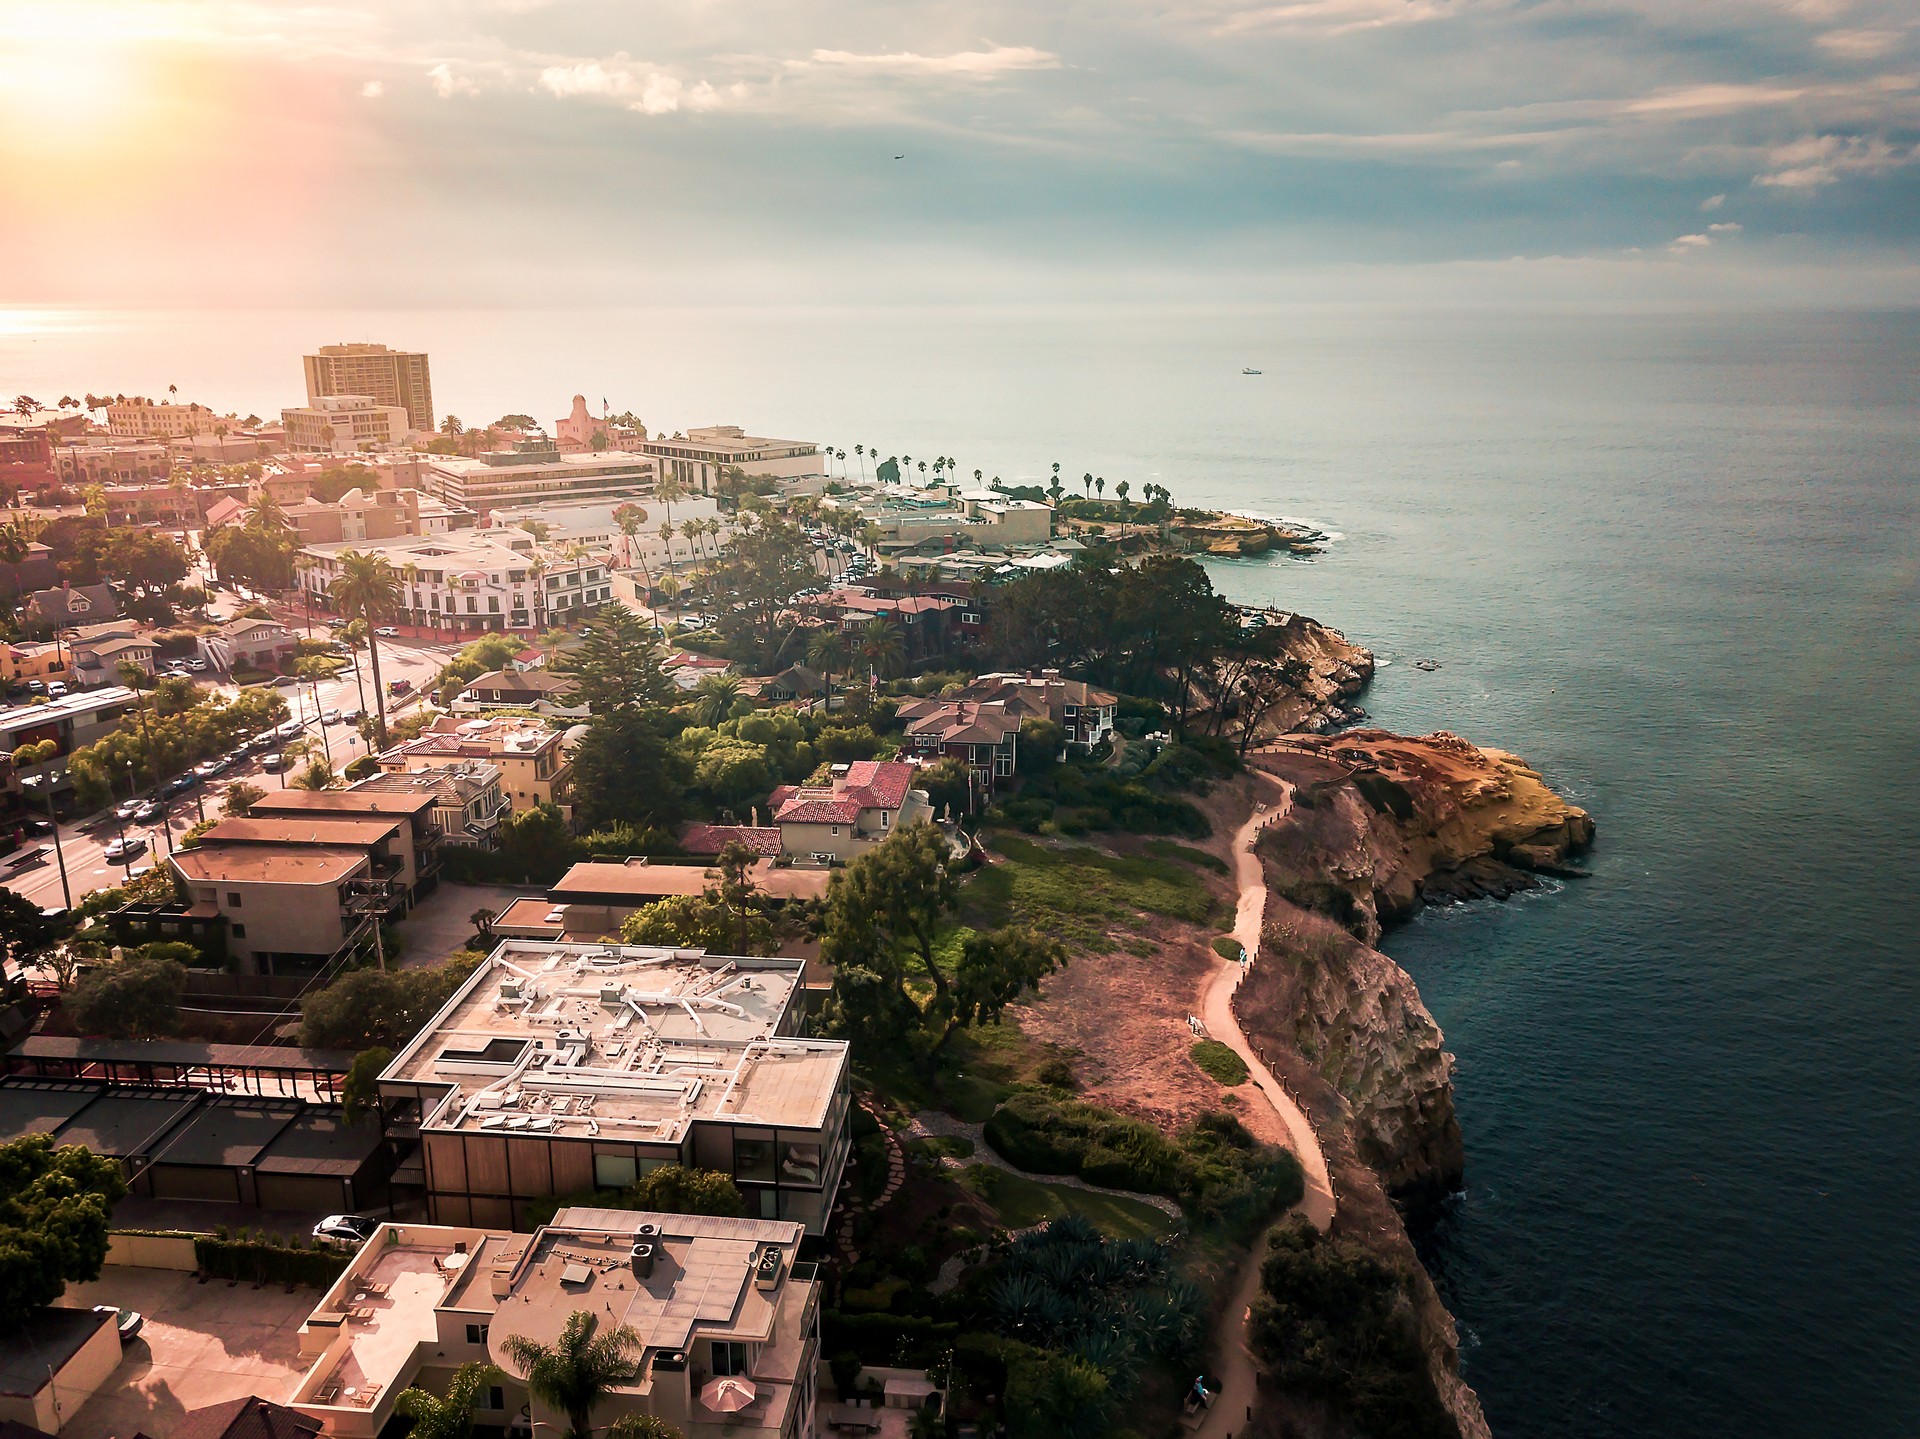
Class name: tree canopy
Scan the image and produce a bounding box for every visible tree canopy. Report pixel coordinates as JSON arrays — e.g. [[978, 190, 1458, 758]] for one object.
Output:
[[501, 1311, 644, 1439], [619, 845, 786, 955], [0, 889, 61, 976], [63, 954, 189, 1039], [568, 709, 691, 832], [299, 960, 477, 1050], [0, 1134, 126, 1323], [559, 603, 673, 713]]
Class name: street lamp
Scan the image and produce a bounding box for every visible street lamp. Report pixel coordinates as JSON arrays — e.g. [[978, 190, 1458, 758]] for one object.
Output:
[[18, 774, 72, 911]]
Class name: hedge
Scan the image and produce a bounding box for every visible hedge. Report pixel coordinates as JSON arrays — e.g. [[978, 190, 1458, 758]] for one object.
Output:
[[194, 1236, 351, 1288], [822, 1310, 960, 1367]]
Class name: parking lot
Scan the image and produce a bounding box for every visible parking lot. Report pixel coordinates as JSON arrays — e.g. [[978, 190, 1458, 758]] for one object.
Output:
[[57, 1265, 318, 1439]]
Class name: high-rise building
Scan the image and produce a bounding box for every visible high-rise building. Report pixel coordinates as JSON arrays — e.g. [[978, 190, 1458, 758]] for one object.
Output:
[[303, 342, 435, 432]]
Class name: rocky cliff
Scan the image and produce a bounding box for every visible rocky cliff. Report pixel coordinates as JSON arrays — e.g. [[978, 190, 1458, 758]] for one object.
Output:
[[1230, 728, 1592, 1439], [1253, 612, 1376, 736]]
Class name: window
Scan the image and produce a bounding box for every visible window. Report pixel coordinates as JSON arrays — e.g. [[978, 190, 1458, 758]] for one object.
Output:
[[466, 598, 477, 613], [475, 1385, 504, 1412], [231, 924, 246, 938], [488, 598, 499, 613], [733, 1135, 775, 1183], [710, 1341, 749, 1377], [465, 1323, 491, 1345], [595, 1153, 637, 1189], [226, 892, 243, 907]]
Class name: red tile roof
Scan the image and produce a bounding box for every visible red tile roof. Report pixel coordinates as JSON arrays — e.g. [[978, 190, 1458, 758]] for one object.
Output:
[[678, 823, 782, 857], [769, 759, 916, 825]]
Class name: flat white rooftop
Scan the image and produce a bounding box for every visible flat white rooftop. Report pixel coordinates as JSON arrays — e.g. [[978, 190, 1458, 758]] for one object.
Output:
[[383, 943, 846, 1140]]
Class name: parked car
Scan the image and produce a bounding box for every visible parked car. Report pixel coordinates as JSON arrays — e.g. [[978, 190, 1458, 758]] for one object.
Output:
[[322, 709, 342, 725], [164, 775, 195, 796], [312, 1214, 381, 1249], [22, 817, 52, 835], [387, 678, 413, 696], [261, 754, 284, 773], [46, 682, 68, 698], [343, 709, 364, 725], [103, 836, 148, 863], [375, 626, 400, 638], [193, 761, 221, 779], [184, 657, 208, 672], [325, 617, 349, 629], [92, 1306, 144, 1343], [273, 675, 299, 688], [26, 680, 46, 696], [134, 801, 161, 823], [115, 800, 141, 821]]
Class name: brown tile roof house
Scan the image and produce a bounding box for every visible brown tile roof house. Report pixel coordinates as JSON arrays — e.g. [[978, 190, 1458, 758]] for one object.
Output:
[[947, 669, 1119, 749], [678, 822, 783, 857], [768, 759, 915, 825], [452, 668, 584, 714], [894, 699, 1022, 787], [27, 583, 117, 627], [550, 857, 831, 903]]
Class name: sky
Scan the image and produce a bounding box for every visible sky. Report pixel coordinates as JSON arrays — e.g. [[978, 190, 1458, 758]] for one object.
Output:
[[2, 0, 1918, 306]]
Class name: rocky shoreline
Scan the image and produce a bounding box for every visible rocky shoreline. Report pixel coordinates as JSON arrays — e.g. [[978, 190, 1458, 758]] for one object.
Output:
[[1229, 708, 1593, 1438]]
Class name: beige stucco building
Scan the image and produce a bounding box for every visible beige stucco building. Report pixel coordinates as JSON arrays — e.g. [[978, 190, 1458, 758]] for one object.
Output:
[[303, 343, 435, 432]]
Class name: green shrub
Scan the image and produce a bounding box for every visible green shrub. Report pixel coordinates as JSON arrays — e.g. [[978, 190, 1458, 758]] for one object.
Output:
[[1190, 1040, 1249, 1086], [194, 1236, 349, 1288], [1210, 935, 1245, 961], [822, 1310, 960, 1367]]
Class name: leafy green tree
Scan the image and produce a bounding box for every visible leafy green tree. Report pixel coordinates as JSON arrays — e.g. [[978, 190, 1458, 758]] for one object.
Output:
[[501, 1311, 644, 1439], [933, 925, 1066, 1054], [710, 514, 817, 665], [858, 617, 904, 679], [0, 889, 61, 978], [689, 735, 772, 811], [559, 603, 673, 712], [393, 1362, 504, 1439], [619, 845, 781, 955], [823, 823, 957, 1005], [0, 1135, 126, 1323], [690, 674, 742, 727], [1004, 1350, 1110, 1439], [105, 530, 190, 590], [341, 1046, 393, 1127], [621, 1164, 746, 1216], [570, 710, 692, 831], [602, 1417, 682, 1439], [205, 510, 297, 590], [299, 960, 476, 1049], [493, 802, 580, 883], [63, 955, 187, 1039], [224, 780, 265, 817]]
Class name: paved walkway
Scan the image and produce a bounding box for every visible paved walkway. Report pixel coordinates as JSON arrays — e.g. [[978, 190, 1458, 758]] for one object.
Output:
[[906, 1109, 1186, 1220], [1192, 777, 1336, 1439]]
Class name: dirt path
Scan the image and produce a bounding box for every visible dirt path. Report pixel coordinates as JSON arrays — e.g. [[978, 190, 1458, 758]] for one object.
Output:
[[1192, 776, 1336, 1439]]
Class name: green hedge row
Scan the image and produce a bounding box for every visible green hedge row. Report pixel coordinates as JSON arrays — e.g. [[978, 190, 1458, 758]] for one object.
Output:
[[822, 1309, 960, 1367], [194, 1237, 351, 1288]]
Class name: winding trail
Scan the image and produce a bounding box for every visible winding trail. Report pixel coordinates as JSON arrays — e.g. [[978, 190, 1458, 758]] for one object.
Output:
[[1191, 775, 1336, 1438]]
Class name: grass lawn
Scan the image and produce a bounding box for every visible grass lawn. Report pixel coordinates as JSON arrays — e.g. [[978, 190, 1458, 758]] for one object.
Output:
[[1190, 1039, 1250, 1085], [963, 835, 1216, 950], [954, 1164, 1177, 1241], [903, 1134, 976, 1162], [1145, 838, 1230, 874]]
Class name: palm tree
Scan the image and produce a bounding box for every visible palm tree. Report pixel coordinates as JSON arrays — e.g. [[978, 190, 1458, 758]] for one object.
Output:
[[1052, 461, 1061, 489], [1082, 472, 1093, 496], [1095, 476, 1105, 501], [692, 674, 742, 726], [854, 443, 865, 480], [654, 472, 687, 544], [807, 628, 848, 711], [329, 549, 403, 748], [657, 522, 676, 573], [859, 617, 904, 680], [1116, 480, 1131, 512], [393, 1362, 503, 1439], [500, 1311, 644, 1439], [680, 519, 703, 568]]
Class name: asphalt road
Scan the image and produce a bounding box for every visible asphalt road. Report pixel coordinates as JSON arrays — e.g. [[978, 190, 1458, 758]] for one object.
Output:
[[2, 628, 463, 912]]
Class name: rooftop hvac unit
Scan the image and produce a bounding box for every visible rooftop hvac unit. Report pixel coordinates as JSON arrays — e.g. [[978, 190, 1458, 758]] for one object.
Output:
[[500, 978, 522, 999], [629, 1242, 656, 1278], [652, 1350, 687, 1373], [634, 1222, 661, 1242], [753, 1246, 785, 1292], [491, 1268, 514, 1298], [599, 984, 625, 1005]]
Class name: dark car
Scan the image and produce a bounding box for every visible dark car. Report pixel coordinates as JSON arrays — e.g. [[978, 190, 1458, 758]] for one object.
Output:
[[312, 1214, 381, 1249]]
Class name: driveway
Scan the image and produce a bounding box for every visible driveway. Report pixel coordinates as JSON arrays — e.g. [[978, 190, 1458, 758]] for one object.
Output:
[[390, 881, 533, 967], [58, 1267, 317, 1439]]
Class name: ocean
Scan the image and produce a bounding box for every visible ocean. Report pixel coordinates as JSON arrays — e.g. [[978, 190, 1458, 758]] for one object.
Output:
[[6, 303, 1917, 1437]]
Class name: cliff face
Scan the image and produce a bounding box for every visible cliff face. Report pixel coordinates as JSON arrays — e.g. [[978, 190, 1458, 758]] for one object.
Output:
[[1253, 613, 1376, 736], [1231, 729, 1592, 1439]]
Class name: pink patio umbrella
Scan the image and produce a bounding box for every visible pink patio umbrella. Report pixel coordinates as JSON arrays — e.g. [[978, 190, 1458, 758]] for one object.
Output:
[[699, 1376, 757, 1413]]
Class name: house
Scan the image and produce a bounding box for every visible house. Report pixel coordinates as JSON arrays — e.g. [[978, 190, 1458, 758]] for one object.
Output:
[[491, 856, 829, 941], [894, 699, 1022, 789], [449, 668, 587, 719], [949, 669, 1118, 750], [169, 817, 413, 974], [378, 715, 573, 815], [678, 823, 783, 858], [68, 633, 155, 688], [761, 664, 826, 703], [508, 646, 547, 671], [25, 584, 116, 630], [202, 495, 250, 532], [768, 760, 931, 861], [346, 763, 510, 849], [372, 941, 852, 1233], [0, 686, 137, 802], [286, 1210, 821, 1439], [246, 787, 450, 895], [662, 650, 732, 693], [171, 1396, 322, 1439], [199, 616, 298, 673]]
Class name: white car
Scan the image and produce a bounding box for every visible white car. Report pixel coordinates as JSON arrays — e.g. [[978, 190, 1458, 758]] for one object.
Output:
[[323, 709, 342, 725], [375, 626, 400, 638], [115, 800, 141, 821], [312, 1214, 381, 1249], [104, 836, 148, 863]]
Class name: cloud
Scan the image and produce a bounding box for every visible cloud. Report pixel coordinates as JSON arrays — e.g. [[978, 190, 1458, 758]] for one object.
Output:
[[1754, 133, 1912, 188], [1210, 0, 1460, 35], [1708, 221, 1742, 233], [536, 56, 723, 114], [1816, 29, 1906, 60], [428, 64, 479, 100], [804, 44, 1060, 77], [359, 79, 384, 99], [1701, 193, 1726, 210], [1668, 232, 1714, 253]]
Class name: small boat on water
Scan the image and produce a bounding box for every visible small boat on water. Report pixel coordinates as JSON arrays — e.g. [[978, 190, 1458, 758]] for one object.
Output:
[[1242, 366, 1262, 375]]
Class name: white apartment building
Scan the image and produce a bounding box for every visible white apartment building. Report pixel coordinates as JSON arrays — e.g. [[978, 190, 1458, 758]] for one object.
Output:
[[106, 399, 237, 438], [642, 426, 823, 496], [51, 438, 173, 484], [281, 394, 410, 455], [486, 492, 729, 570], [304, 343, 435, 432], [298, 532, 615, 634], [425, 437, 658, 516]]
